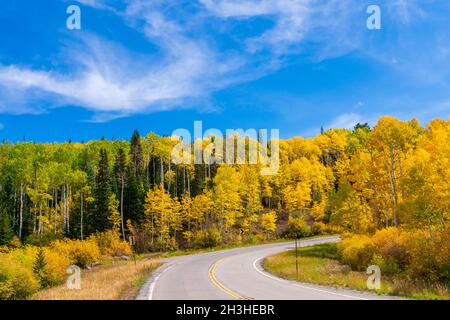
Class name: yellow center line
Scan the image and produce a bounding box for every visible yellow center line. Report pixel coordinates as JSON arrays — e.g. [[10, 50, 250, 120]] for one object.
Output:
[[208, 258, 251, 300]]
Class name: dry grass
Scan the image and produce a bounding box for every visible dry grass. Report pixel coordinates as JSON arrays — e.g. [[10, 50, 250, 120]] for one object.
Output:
[[32, 257, 161, 300]]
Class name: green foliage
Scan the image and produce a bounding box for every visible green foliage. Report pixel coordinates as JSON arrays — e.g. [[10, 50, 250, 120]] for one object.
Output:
[[337, 235, 376, 270], [0, 253, 40, 300], [89, 230, 132, 257], [193, 227, 222, 248], [93, 148, 112, 233], [287, 216, 312, 238], [0, 210, 12, 246], [50, 239, 100, 268]]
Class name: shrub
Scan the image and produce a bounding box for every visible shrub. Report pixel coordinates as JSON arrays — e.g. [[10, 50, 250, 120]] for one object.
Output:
[[8, 236, 21, 249], [0, 246, 9, 254], [50, 239, 100, 268], [434, 231, 450, 280], [402, 230, 443, 282], [193, 227, 222, 248], [89, 231, 132, 257], [372, 227, 409, 268], [0, 253, 39, 300], [288, 216, 312, 237], [8, 246, 38, 269], [337, 235, 377, 270], [42, 247, 71, 286], [371, 254, 401, 276], [311, 222, 326, 235]]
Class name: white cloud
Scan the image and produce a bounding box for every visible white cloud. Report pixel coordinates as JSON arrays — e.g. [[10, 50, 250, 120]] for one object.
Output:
[[200, 0, 360, 55], [327, 113, 364, 130], [0, 30, 243, 116], [0, 1, 260, 118]]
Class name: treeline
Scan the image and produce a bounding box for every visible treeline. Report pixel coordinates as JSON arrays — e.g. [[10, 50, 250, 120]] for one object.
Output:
[[0, 116, 448, 252]]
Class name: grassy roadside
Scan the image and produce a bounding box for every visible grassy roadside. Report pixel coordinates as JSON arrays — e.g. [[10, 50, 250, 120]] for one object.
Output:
[[33, 255, 161, 300], [263, 243, 449, 300]]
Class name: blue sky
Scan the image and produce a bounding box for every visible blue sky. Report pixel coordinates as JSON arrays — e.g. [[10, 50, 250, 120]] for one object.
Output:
[[0, 0, 449, 142]]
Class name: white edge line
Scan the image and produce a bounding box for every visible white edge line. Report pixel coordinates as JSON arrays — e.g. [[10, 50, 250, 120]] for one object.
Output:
[[253, 257, 368, 300], [147, 264, 176, 300]]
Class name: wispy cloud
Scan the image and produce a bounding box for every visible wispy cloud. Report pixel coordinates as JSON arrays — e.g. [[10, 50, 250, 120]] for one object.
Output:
[[327, 113, 364, 130]]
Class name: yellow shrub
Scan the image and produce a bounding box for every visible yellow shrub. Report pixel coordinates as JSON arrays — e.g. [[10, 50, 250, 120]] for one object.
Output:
[[0, 246, 9, 254], [311, 222, 326, 235], [0, 253, 39, 300], [42, 248, 71, 285], [193, 227, 222, 248], [89, 231, 132, 257], [402, 230, 443, 281], [8, 246, 38, 269], [372, 227, 409, 267], [288, 216, 312, 237], [50, 239, 100, 268], [434, 231, 450, 277], [337, 235, 376, 270]]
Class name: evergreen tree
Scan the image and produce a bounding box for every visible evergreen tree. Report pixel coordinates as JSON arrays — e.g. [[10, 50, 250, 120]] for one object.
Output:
[[124, 166, 144, 224], [33, 247, 49, 288], [124, 131, 145, 224], [114, 148, 127, 238], [0, 209, 12, 245], [92, 148, 112, 232], [130, 130, 144, 178]]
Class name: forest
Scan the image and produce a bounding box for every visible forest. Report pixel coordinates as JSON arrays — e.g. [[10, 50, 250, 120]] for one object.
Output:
[[0, 116, 449, 299]]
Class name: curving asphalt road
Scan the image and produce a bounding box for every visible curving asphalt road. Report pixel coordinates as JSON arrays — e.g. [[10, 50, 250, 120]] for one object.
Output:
[[137, 236, 396, 300]]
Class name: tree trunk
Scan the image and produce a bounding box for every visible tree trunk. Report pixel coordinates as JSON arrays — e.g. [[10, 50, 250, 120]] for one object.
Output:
[[54, 188, 57, 234], [19, 182, 23, 239], [187, 170, 191, 197], [168, 162, 172, 193], [183, 168, 186, 195], [67, 187, 70, 234], [390, 149, 399, 227], [80, 192, 84, 240], [120, 177, 125, 239], [160, 156, 164, 187]]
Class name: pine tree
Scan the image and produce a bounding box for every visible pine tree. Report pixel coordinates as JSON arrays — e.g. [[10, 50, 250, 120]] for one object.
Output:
[[114, 148, 127, 238], [0, 209, 13, 245], [33, 248, 49, 288], [93, 148, 112, 232], [124, 131, 145, 225], [130, 130, 144, 178], [124, 166, 145, 224]]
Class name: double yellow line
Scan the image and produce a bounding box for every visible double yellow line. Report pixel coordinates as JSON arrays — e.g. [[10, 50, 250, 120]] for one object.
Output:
[[209, 258, 250, 300]]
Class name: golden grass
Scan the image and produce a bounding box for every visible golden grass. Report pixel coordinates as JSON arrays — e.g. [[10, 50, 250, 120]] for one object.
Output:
[[32, 257, 161, 300]]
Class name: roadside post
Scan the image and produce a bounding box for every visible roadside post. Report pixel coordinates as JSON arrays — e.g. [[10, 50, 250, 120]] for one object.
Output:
[[129, 235, 136, 267], [295, 233, 299, 280]]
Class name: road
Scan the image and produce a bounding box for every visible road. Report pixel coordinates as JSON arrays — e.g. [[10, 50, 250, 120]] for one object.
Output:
[[137, 236, 395, 300]]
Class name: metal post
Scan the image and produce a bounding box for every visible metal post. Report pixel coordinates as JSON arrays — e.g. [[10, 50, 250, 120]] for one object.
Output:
[[295, 235, 299, 280]]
